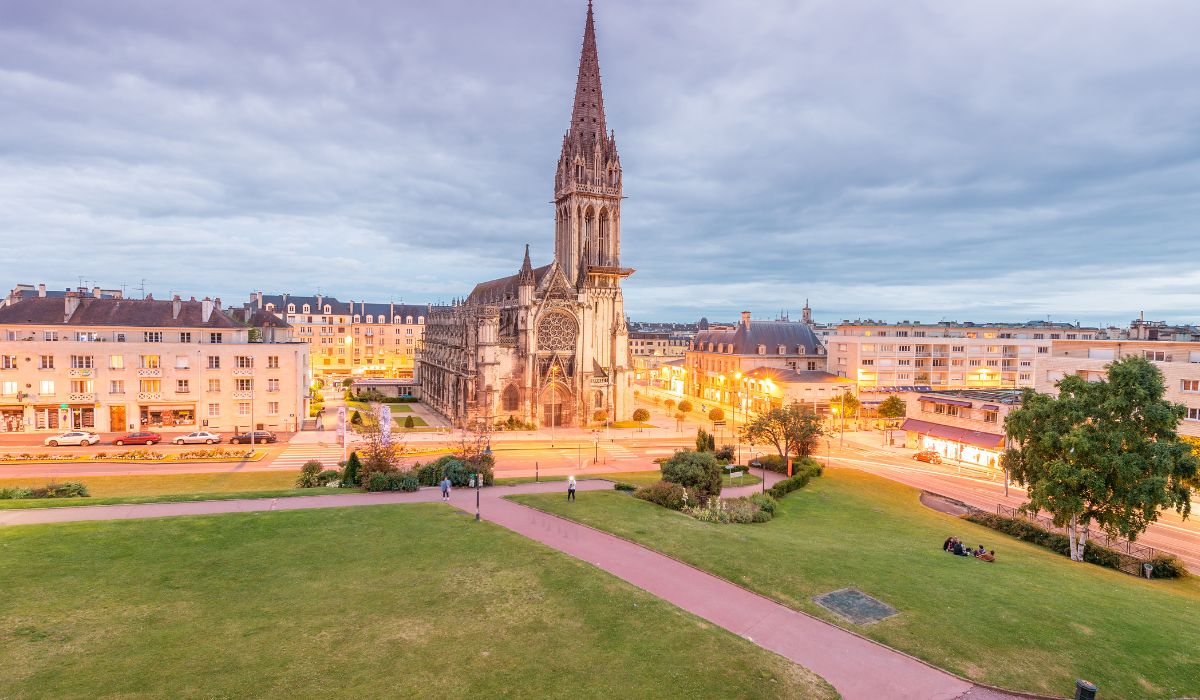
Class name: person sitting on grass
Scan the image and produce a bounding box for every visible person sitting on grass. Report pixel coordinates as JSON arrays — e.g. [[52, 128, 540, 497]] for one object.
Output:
[[974, 544, 987, 557], [952, 540, 968, 556], [943, 536, 955, 552], [979, 550, 996, 562]]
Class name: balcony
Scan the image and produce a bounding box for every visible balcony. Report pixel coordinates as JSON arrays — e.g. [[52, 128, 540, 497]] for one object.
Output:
[[68, 368, 95, 377], [232, 390, 253, 399], [137, 368, 162, 377], [137, 392, 163, 401], [68, 392, 95, 402], [232, 368, 254, 377]]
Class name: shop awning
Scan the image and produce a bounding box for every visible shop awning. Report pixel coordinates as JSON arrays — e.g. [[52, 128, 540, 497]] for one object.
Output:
[[917, 396, 973, 408], [145, 405, 195, 411], [980, 404, 1000, 411], [901, 418, 1004, 450]]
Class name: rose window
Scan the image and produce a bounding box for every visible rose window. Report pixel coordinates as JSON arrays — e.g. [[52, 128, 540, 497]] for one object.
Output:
[[537, 313, 577, 351]]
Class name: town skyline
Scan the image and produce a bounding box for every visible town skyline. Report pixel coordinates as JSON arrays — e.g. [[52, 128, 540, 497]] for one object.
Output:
[[5, 0, 1199, 323]]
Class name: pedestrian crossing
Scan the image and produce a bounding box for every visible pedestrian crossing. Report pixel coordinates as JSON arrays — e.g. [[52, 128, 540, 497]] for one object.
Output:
[[271, 444, 346, 471]]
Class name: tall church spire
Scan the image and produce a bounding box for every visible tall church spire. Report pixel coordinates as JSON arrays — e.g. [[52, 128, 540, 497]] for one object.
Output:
[[568, 0, 606, 147]]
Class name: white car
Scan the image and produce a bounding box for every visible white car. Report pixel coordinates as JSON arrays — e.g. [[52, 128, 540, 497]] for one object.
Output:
[[172, 431, 222, 445], [44, 431, 99, 447]]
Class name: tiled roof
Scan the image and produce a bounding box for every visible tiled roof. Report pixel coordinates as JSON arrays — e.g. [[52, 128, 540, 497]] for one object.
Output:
[[254, 294, 430, 320], [744, 367, 851, 384], [468, 264, 553, 303], [692, 320, 823, 356], [0, 297, 242, 328]]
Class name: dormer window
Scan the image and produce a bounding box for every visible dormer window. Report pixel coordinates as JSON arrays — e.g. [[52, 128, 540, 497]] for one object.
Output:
[[366, 315, 374, 324], [418, 316, 425, 325], [353, 315, 361, 323], [323, 305, 331, 314], [406, 315, 414, 324], [266, 303, 275, 311], [302, 304, 310, 313], [287, 304, 295, 314], [778, 345, 787, 354], [393, 316, 401, 324], [757, 345, 766, 355]]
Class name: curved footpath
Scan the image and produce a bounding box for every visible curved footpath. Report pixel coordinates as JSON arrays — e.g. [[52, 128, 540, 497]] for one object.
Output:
[[0, 477, 1024, 700]]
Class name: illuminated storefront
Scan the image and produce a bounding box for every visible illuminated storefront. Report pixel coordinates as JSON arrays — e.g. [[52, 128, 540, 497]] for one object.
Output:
[[902, 417, 1004, 469]]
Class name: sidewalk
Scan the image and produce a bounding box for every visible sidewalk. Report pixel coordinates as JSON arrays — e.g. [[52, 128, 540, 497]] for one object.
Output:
[[0, 479, 1015, 699]]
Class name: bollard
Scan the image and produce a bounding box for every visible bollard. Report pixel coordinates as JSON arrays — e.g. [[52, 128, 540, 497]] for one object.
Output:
[[1074, 679, 1097, 700]]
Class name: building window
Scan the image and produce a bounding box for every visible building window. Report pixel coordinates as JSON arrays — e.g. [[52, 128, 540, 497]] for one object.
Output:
[[982, 410, 998, 423], [39, 379, 55, 394], [1187, 407, 1200, 422], [109, 380, 124, 394], [144, 331, 162, 343], [209, 333, 223, 344], [177, 379, 190, 393], [237, 402, 251, 416], [180, 332, 192, 343], [75, 331, 98, 342], [1, 355, 16, 370], [175, 356, 190, 369], [1, 381, 17, 395], [267, 401, 279, 415], [1145, 350, 1168, 362], [139, 379, 161, 393], [70, 379, 93, 394], [757, 345, 766, 355], [267, 378, 280, 392], [109, 355, 124, 370], [39, 355, 54, 369], [236, 356, 254, 368], [140, 355, 160, 369], [267, 355, 279, 369], [1182, 380, 1200, 393], [208, 378, 221, 392], [70, 355, 94, 369], [207, 356, 221, 369], [208, 403, 220, 417], [43, 330, 58, 342], [115, 332, 126, 342], [236, 378, 253, 392]]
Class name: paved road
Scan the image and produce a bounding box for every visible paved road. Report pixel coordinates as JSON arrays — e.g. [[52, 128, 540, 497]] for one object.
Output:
[[0, 477, 1021, 700]]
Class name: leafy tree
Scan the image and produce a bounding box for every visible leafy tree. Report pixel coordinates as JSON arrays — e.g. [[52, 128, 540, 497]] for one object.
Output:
[[678, 400, 693, 413], [831, 391, 860, 417], [664, 399, 676, 412], [404, 415, 415, 429], [1002, 357, 1197, 562], [741, 405, 826, 464], [695, 428, 715, 452], [356, 408, 410, 485], [708, 407, 724, 422], [877, 395, 906, 421], [340, 451, 362, 487], [593, 409, 608, 423], [660, 450, 722, 504], [632, 408, 650, 422]]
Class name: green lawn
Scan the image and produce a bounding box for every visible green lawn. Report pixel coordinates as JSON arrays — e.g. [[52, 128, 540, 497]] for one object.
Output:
[[495, 470, 760, 488], [0, 505, 835, 699], [511, 468, 1200, 699], [0, 472, 343, 510], [393, 415, 428, 427], [347, 400, 412, 413]]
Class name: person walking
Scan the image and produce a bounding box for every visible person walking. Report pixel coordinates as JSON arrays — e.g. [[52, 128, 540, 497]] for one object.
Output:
[[440, 476, 452, 502], [567, 475, 577, 502]]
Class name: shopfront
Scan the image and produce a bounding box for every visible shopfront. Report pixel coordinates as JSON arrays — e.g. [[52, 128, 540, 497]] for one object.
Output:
[[0, 406, 24, 433], [64, 405, 95, 430], [139, 404, 196, 429], [901, 418, 1004, 469]]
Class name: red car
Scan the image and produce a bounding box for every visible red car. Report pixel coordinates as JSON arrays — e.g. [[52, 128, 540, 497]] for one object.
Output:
[[114, 431, 163, 446], [913, 450, 942, 464]]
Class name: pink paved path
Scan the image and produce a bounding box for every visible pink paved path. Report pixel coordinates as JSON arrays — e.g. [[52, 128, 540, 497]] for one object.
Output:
[[0, 479, 1019, 700]]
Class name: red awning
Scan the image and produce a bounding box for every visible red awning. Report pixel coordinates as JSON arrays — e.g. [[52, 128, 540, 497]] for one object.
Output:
[[917, 396, 974, 408], [900, 418, 1004, 450]]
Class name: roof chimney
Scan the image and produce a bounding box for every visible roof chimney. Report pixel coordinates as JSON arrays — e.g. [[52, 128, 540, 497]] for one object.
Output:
[[92, 286, 101, 298], [37, 283, 46, 297], [741, 311, 751, 329], [256, 291, 263, 308], [64, 291, 81, 321], [201, 296, 214, 323], [317, 294, 324, 310], [214, 297, 221, 311], [172, 295, 182, 320]]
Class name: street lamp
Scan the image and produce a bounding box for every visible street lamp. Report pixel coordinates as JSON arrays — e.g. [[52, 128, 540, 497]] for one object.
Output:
[[476, 443, 492, 522], [592, 429, 600, 464], [831, 404, 845, 447]]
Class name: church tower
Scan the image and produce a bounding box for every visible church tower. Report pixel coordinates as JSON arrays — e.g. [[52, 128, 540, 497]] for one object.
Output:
[[554, 1, 623, 284]]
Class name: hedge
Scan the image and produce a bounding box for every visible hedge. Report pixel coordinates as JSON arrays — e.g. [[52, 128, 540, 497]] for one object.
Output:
[[0, 482, 89, 500], [766, 460, 822, 499], [963, 511, 1188, 579], [633, 480, 687, 510]]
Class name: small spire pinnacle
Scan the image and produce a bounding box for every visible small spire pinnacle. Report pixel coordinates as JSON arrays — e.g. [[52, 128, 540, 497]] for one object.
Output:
[[568, 0, 606, 147], [518, 243, 535, 285]]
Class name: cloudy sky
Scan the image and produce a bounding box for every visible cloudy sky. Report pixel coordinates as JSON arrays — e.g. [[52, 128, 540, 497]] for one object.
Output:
[[3, 0, 1199, 326]]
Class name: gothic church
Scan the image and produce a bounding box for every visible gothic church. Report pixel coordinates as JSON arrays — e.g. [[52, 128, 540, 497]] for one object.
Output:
[[418, 2, 633, 428]]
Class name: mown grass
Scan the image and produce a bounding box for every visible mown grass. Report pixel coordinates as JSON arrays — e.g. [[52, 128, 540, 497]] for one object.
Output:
[[0, 505, 836, 699], [511, 468, 1200, 699], [494, 470, 761, 488], [0, 472, 341, 509]]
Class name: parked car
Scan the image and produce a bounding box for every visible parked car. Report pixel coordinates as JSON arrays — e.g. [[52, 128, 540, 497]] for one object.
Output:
[[44, 431, 99, 447], [913, 450, 942, 464], [172, 431, 222, 445], [229, 430, 276, 444], [114, 431, 163, 446]]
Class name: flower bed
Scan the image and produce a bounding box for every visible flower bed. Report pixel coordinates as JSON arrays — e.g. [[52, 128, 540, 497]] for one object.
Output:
[[0, 453, 81, 462], [0, 481, 89, 500]]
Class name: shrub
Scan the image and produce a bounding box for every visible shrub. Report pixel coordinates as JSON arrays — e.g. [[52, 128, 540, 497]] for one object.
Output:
[[404, 416, 415, 429], [684, 495, 774, 524], [633, 480, 687, 510], [632, 408, 650, 422], [366, 472, 390, 492], [708, 408, 724, 422], [748, 492, 777, 515], [714, 445, 735, 462], [340, 452, 363, 487], [678, 400, 693, 413], [296, 460, 325, 488], [593, 410, 608, 423], [5, 482, 93, 500], [1147, 553, 1189, 579], [756, 454, 788, 474], [317, 469, 341, 486], [0, 487, 35, 499], [695, 428, 712, 452], [418, 455, 494, 487], [660, 450, 722, 503], [613, 481, 637, 492], [400, 474, 421, 492], [350, 410, 362, 425], [767, 462, 821, 499]]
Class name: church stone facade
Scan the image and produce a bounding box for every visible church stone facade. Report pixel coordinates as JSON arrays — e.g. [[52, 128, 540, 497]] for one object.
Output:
[[418, 3, 634, 429]]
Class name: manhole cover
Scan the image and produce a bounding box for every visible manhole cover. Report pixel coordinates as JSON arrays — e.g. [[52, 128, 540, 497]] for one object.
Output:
[[813, 588, 897, 625]]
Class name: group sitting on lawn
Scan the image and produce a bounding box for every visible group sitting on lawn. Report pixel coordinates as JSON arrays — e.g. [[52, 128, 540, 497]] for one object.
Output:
[[942, 536, 995, 562]]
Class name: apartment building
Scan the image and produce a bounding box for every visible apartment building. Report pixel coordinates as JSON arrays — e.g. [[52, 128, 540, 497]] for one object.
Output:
[[1034, 339, 1200, 438], [827, 321, 1101, 390], [629, 330, 688, 377], [0, 292, 308, 434], [898, 389, 1023, 470], [247, 293, 431, 379], [683, 312, 828, 409]]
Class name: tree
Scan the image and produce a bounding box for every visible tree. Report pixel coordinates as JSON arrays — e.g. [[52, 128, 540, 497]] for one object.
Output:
[[593, 409, 608, 423], [664, 399, 676, 412], [741, 405, 826, 465], [831, 391, 860, 417], [877, 395, 906, 421], [350, 410, 362, 425], [355, 407, 409, 485], [632, 408, 650, 422], [695, 427, 715, 452], [678, 400, 693, 413], [404, 415, 415, 429], [660, 450, 722, 504], [340, 451, 362, 487], [1002, 357, 1197, 562], [708, 407, 724, 422]]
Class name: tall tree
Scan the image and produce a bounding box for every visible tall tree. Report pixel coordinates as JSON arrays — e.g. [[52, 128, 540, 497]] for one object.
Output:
[[741, 405, 826, 465], [1002, 357, 1196, 562], [832, 390, 860, 417], [877, 395, 906, 421]]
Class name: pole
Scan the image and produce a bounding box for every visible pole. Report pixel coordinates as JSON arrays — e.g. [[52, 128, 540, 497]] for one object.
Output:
[[535, 461, 539, 483], [475, 472, 480, 522], [250, 387, 255, 450], [839, 404, 845, 447]]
